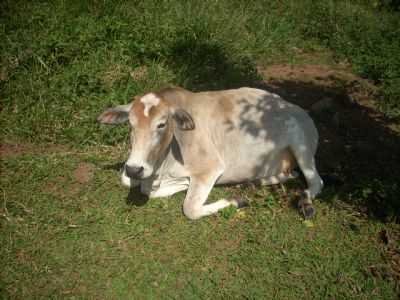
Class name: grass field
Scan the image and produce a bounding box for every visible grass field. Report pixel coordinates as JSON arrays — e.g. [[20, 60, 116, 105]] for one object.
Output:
[[1, 0, 400, 299]]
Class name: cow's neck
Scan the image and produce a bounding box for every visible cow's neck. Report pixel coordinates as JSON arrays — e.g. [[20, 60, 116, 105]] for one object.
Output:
[[152, 136, 184, 181]]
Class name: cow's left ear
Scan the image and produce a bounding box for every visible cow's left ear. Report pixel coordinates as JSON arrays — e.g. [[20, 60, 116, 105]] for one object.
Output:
[[172, 108, 195, 131]]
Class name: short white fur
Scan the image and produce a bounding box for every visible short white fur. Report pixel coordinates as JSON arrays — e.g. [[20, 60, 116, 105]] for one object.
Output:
[[140, 93, 160, 117]]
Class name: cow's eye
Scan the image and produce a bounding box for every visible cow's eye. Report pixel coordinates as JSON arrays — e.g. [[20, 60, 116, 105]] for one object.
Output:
[[157, 122, 166, 129]]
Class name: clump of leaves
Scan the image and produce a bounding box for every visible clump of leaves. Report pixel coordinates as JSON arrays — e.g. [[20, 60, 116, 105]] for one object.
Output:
[[220, 205, 237, 220], [264, 194, 277, 208]]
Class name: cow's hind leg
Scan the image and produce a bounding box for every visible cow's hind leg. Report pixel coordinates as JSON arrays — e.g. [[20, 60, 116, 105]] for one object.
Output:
[[259, 171, 299, 186], [290, 145, 323, 219], [183, 169, 246, 220]]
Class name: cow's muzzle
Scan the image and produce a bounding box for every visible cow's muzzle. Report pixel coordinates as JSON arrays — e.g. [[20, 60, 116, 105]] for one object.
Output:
[[125, 164, 144, 179]]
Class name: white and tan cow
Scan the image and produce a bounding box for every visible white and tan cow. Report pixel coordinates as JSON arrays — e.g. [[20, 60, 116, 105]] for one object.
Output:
[[98, 87, 323, 219]]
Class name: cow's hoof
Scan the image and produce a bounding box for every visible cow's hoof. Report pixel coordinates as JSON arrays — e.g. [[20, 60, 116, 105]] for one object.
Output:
[[232, 197, 249, 209], [299, 203, 315, 219]]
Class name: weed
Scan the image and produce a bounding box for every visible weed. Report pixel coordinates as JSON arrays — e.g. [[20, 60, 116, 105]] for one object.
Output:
[[220, 205, 237, 220], [264, 194, 277, 208]]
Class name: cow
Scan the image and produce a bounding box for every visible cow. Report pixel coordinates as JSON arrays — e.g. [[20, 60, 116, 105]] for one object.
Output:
[[98, 87, 323, 220]]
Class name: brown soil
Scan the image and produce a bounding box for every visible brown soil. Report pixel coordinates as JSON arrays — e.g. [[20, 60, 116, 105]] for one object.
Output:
[[258, 64, 378, 109], [42, 162, 95, 198], [73, 162, 95, 184], [41, 162, 95, 199], [0, 143, 36, 158], [0, 143, 70, 158], [42, 176, 81, 198]]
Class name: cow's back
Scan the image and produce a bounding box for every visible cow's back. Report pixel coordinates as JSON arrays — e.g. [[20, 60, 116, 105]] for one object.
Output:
[[161, 87, 318, 184], [192, 88, 318, 184]]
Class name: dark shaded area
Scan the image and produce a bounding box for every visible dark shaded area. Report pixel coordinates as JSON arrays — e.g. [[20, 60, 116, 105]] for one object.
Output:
[[126, 186, 149, 207], [102, 162, 125, 172], [166, 35, 261, 91], [256, 79, 400, 222], [101, 162, 150, 206], [297, 0, 400, 119]]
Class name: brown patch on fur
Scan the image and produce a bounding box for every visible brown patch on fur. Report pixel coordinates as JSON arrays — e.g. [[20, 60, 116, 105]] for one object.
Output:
[[192, 171, 215, 184], [131, 100, 149, 126], [199, 147, 208, 156], [130, 95, 170, 127], [280, 149, 297, 175], [212, 95, 234, 123], [148, 98, 168, 117], [219, 96, 234, 117], [188, 152, 223, 184], [156, 86, 186, 97], [154, 86, 190, 108], [147, 118, 174, 163]]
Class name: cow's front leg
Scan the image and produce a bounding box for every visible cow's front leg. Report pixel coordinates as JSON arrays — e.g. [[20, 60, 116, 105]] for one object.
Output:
[[149, 178, 190, 198], [183, 169, 247, 220]]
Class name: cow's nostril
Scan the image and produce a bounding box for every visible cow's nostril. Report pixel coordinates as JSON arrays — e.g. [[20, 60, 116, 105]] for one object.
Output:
[[125, 165, 144, 179]]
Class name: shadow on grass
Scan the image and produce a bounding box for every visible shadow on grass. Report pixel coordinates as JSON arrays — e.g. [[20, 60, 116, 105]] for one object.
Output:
[[124, 36, 400, 222], [127, 187, 149, 207], [165, 36, 261, 91], [101, 162, 150, 206], [102, 162, 125, 171], [255, 79, 400, 222]]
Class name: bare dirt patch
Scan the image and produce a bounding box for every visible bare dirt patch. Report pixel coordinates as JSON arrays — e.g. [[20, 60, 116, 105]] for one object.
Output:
[[44, 162, 95, 198], [258, 64, 378, 109], [43, 176, 81, 198], [0, 143, 36, 158], [0, 143, 70, 159], [73, 162, 95, 184]]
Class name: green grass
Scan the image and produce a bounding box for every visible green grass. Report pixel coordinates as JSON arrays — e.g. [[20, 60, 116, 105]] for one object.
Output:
[[295, 0, 400, 118], [1, 0, 400, 299], [1, 149, 398, 299], [2, 0, 398, 146]]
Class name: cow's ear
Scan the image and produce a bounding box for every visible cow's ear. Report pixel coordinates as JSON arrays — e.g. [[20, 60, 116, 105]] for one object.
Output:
[[97, 103, 132, 125], [172, 108, 195, 131]]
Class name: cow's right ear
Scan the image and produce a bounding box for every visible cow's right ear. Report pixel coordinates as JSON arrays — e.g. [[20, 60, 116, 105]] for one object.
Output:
[[97, 103, 132, 125]]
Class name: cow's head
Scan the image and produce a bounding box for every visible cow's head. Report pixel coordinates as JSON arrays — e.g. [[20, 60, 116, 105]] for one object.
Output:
[[98, 92, 194, 183]]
